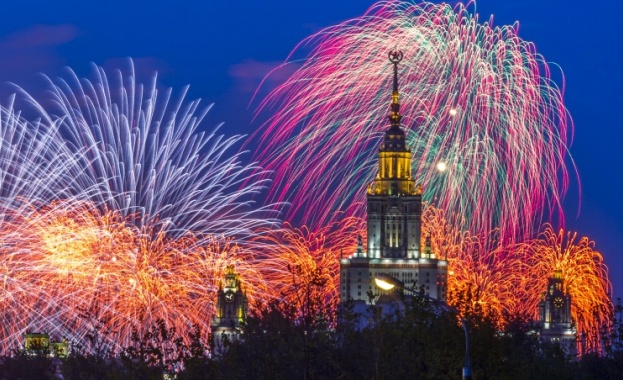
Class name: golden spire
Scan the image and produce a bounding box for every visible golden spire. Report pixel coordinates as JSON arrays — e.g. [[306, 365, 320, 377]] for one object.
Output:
[[367, 49, 416, 196]]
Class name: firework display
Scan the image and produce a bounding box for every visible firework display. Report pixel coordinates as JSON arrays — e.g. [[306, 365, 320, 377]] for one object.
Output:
[[0, 0, 613, 359], [0, 63, 278, 352], [0, 102, 72, 206], [254, 0, 571, 245], [516, 226, 612, 352], [19, 63, 275, 240], [0, 200, 275, 352], [251, 0, 612, 350], [420, 205, 611, 351], [255, 217, 364, 312]]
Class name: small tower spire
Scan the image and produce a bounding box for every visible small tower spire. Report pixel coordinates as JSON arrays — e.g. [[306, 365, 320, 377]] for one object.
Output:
[[388, 50, 403, 127]]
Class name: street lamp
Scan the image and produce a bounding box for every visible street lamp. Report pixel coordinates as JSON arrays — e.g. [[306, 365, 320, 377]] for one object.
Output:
[[374, 274, 472, 380]]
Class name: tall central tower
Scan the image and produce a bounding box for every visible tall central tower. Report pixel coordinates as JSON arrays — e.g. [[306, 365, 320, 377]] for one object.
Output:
[[367, 50, 422, 260], [340, 51, 447, 304]]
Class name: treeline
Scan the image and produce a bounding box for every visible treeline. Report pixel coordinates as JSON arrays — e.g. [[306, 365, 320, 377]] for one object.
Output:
[[1, 295, 622, 379]]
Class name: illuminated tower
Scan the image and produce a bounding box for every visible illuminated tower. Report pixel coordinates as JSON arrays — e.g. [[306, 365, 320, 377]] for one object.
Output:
[[538, 270, 577, 355], [340, 51, 447, 304], [211, 265, 248, 345]]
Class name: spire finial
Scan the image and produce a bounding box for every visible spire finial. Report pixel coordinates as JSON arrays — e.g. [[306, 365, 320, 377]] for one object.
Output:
[[388, 49, 403, 126]]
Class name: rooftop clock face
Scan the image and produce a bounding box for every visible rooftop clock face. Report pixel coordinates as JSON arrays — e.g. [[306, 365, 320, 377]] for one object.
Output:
[[225, 291, 235, 303], [553, 296, 564, 308]]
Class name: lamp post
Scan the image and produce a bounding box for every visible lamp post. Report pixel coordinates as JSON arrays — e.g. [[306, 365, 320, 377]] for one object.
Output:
[[375, 274, 472, 380]]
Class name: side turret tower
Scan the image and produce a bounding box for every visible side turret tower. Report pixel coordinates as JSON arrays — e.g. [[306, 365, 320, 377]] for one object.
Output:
[[212, 265, 248, 347], [538, 270, 577, 355]]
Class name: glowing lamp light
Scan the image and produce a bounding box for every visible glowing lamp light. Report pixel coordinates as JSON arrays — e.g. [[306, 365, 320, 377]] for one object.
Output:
[[375, 277, 395, 290], [436, 162, 448, 172], [374, 273, 403, 291]]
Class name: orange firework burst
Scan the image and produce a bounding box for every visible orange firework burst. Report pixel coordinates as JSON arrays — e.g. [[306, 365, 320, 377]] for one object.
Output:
[[422, 205, 521, 324], [446, 233, 528, 327], [421, 203, 464, 261], [255, 218, 364, 313], [419, 205, 613, 346], [516, 225, 612, 352], [0, 63, 279, 353], [0, 200, 267, 352]]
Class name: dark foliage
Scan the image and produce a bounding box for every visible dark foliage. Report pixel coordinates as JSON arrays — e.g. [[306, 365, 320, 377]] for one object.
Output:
[[0, 349, 57, 380], [2, 299, 623, 379]]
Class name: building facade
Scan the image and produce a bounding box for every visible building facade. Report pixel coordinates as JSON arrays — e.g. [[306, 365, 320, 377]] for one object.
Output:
[[24, 332, 69, 358], [538, 270, 577, 355], [340, 51, 447, 304]]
